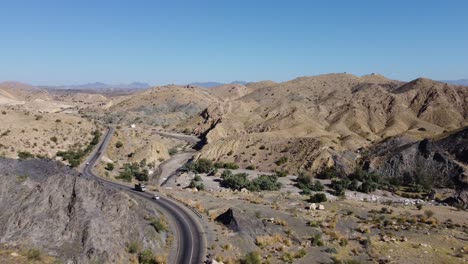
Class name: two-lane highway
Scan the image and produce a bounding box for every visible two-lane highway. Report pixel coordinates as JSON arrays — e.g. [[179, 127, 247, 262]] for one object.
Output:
[[82, 127, 206, 264]]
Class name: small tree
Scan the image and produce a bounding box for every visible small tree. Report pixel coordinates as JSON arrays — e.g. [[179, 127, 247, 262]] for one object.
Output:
[[309, 193, 327, 203], [115, 141, 123, 148], [105, 163, 115, 171]]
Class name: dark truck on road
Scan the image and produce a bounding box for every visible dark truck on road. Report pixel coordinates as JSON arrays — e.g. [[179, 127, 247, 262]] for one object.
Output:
[[134, 183, 147, 192]]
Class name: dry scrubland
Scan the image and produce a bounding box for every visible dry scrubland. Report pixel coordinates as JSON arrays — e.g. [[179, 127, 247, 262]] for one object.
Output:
[[166, 185, 468, 264], [94, 125, 192, 184], [0, 106, 96, 159], [0, 74, 467, 263]]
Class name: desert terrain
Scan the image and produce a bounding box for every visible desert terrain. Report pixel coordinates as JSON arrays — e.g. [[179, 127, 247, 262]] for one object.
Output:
[[0, 74, 467, 263]]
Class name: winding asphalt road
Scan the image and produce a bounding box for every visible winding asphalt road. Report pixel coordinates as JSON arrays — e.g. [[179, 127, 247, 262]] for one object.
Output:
[[82, 127, 206, 264]]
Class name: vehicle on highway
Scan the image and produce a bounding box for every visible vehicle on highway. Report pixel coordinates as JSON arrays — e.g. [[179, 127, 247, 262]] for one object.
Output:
[[152, 195, 160, 200], [134, 183, 147, 192], [86, 162, 90, 165]]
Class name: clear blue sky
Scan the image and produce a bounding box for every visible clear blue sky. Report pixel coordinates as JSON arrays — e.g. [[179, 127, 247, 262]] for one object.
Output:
[[0, 0, 467, 85]]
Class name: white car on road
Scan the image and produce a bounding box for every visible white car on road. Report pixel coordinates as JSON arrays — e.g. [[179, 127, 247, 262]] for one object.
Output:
[[152, 195, 160, 200]]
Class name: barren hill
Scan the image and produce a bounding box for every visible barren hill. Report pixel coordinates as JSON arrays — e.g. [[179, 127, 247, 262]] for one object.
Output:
[[0, 82, 51, 105], [104, 85, 221, 126], [177, 74, 468, 173]]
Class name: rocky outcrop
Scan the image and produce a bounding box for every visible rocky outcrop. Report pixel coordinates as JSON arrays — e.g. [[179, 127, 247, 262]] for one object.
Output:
[[0, 158, 166, 263], [368, 127, 468, 206], [215, 208, 266, 237]]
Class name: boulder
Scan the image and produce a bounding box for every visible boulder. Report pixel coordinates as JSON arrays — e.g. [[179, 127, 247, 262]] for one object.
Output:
[[215, 208, 267, 237]]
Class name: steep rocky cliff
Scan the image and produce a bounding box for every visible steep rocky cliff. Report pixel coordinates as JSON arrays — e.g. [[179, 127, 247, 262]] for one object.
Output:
[[368, 127, 468, 206], [0, 158, 167, 263]]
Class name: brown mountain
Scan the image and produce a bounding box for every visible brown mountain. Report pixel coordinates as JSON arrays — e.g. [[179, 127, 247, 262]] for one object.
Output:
[[177, 74, 468, 173]]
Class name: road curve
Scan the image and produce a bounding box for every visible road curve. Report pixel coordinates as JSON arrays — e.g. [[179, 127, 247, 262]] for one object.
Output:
[[82, 127, 206, 264]]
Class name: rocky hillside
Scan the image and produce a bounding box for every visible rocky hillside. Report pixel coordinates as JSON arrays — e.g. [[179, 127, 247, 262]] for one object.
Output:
[[367, 127, 468, 206], [0, 158, 167, 263], [177, 74, 468, 173], [104, 85, 220, 127]]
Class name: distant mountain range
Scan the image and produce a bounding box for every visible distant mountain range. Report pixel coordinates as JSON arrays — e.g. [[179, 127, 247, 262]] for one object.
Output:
[[39, 82, 151, 90], [439, 79, 468, 86], [189, 81, 248, 88]]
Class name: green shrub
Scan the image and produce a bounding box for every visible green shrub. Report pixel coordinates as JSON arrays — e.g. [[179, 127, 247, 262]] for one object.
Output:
[[223, 162, 239, 170], [26, 248, 41, 260], [316, 166, 341, 179], [241, 251, 262, 264], [424, 209, 435, 218], [220, 170, 281, 191], [246, 165, 256, 170], [330, 178, 349, 196], [105, 163, 115, 171], [310, 234, 324, 246], [138, 249, 157, 264], [115, 141, 123, 148], [18, 151, 34, 159], [275, 170, 288, 177], [220, 170, 249, 190], [168, 147, 177, 155], [310, 180, 324, 191], [358, 181, 378, 193], [50, 136, 58, 143], [128, 241, 141, 254], [250, 175, 281, 191], [309, 193, 327, 203], [149, 218, 167, 233], [275, 157, 288, 166]]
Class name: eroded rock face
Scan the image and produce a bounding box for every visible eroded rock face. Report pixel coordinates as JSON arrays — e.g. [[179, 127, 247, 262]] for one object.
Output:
[[0, 158, 165, 263], [368, 128, 468, 206]]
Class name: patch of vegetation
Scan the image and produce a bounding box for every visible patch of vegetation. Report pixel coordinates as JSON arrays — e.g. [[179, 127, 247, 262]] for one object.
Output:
[[275, 156, 288, 166], [246, 165, 256, 170], [316, 166, 342, 179], [296, 172, 324, 193], [105, 162, 114, 171], [220, 170, 281, 191], [309, 193, 327, 203], [189, 175, 205, 190], [184, 158, 215, 173], [57, 130, 101, 167], [241, 251, 262, 264], [115, 141, 123, 148], [127, 241, 141, 254], [310, 233, 324, 246], [18, 151, 35, 159], [117, 163, 148, 182], [275, 170, 288, 177], [168, 147, 178, 155], [26, 248, 42, 261], [149, 217, 167, 233], [138, 249, 157, 264]]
